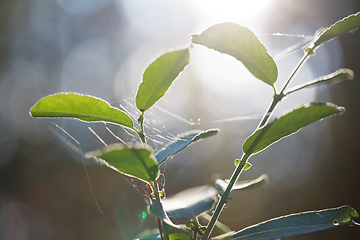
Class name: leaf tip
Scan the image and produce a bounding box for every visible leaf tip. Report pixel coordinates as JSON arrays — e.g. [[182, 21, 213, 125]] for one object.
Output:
[[136, 46, 190, 111], [343, 68, 355, 80], [338, 106, 346, 114], [188, 33, 198, 38], [313, 11, 360, 49], [29, 108, 35, 117]]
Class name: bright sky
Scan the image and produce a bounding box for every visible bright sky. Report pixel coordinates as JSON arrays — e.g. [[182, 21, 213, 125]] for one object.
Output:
[[188, 0, 274, 27]]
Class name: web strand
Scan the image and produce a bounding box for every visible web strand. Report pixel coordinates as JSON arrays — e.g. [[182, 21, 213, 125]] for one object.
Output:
[[49, 123, 110, 230]]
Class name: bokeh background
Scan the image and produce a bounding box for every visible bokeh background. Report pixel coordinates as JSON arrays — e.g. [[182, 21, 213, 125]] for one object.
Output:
[[0, 0, 360, 239]]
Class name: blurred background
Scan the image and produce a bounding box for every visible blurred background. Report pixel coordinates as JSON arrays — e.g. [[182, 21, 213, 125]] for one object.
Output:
[[0, 0, 360, 239]]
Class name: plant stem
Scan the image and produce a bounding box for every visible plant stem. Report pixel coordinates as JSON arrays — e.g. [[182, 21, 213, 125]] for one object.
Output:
[[192, 217, 200, 240], [201, 153, 250, 240], [138, 111, 146, 143], [138, 113, 167, 240], [257, 52, 311, 129], [152, 181, 161, 200], [201, 51, 312, 240], [151, 181, 166, 240], [257, 97, 278, 129], [202, 92, 283, 240], [199, 213, 231, 234], [194, 229, 198, 240], [156, 217, 165, 240], [200, 106, 271, 240], [279, 52, 311, 95]]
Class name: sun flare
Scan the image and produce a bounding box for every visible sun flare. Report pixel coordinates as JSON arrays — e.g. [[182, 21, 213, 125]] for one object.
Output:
[[188, 0, 274, 26]]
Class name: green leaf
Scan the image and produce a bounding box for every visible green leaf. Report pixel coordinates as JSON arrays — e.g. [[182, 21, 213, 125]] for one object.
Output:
[[30, 92, 134, 130], [185, 220, 196, 230], [135, 229, 161, 240], [134, 224, 193, 240], [135, 237, 160, 240], [193, 128, 220, 141], [200, 213, 232, 234], [162, 185, 218, 219], [312, 12, 360, 50], [191, 22, 278, 87], [234, 159, 252, 170], [149, 199, 192, 240], [136, 47, 190, 112], [230, 205, 359, 240], [85, 144, 158, 183], [149, 199, 173, 223], [285, 68, 354, 95], [216, 174, 268, 192], [243, 103, 344, 155], [198, 226, 206, 235], [155, 129, 219, 165], [210, 232, 236, 240], [164, 223, 192, 240]]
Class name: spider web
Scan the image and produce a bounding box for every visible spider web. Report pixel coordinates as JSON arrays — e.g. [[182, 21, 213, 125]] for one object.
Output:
[[48, 31, 313, 229]]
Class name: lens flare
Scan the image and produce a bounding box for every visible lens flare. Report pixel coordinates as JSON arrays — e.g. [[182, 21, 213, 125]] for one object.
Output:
[[140, 211, 147, 219]]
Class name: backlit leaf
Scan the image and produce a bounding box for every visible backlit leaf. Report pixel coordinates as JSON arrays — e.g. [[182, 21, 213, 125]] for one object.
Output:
[[164, 223, 192, 240], [191, 22, 278, 87], [243, 103, 344, 155], [30, 92, 134, 130], [136, 47, 190, 112], [149, 199, 192, 240], [234, 159, 252, 170], [135, 237, 160, 240], [149, 199, 173, 223], [162, 185, 218, 219], [216, 174, 268, 192], [285, 68, 354, 95], [231, 205, 359, 240], [135, 229, 160, 240], [155, 129, 219, 165], [86, 144, 158, 183], [211, 232, 235, 240], [312, 12, 360, 50], [200, 213, 232, 235], [185, 220, 196, 230]]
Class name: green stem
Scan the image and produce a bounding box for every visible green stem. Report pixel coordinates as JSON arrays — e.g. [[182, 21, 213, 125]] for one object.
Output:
[[201, 51, 313, 240], [138, 111, 146, 143], [199, 213, 231, 234], [279, 52, 311, 95], [192, 217, 199, 240], [201, 153, 250, 240], [140, 113, 166, 239], [151, 181, 161, 200], [156, 218, 164, 240], [258, 52, 311, 129], [257, 96, 279, 129], [283, 86, 304, 96], [150, 181, 165, 240], [200, 102, 275, 240], [194, 229, 198, 240]]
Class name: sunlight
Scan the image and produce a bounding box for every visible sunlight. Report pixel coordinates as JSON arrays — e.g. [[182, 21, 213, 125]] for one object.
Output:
[[188, 0, 274, 27], [115, 0, 343, 187], [186, 0, 324, 119]]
